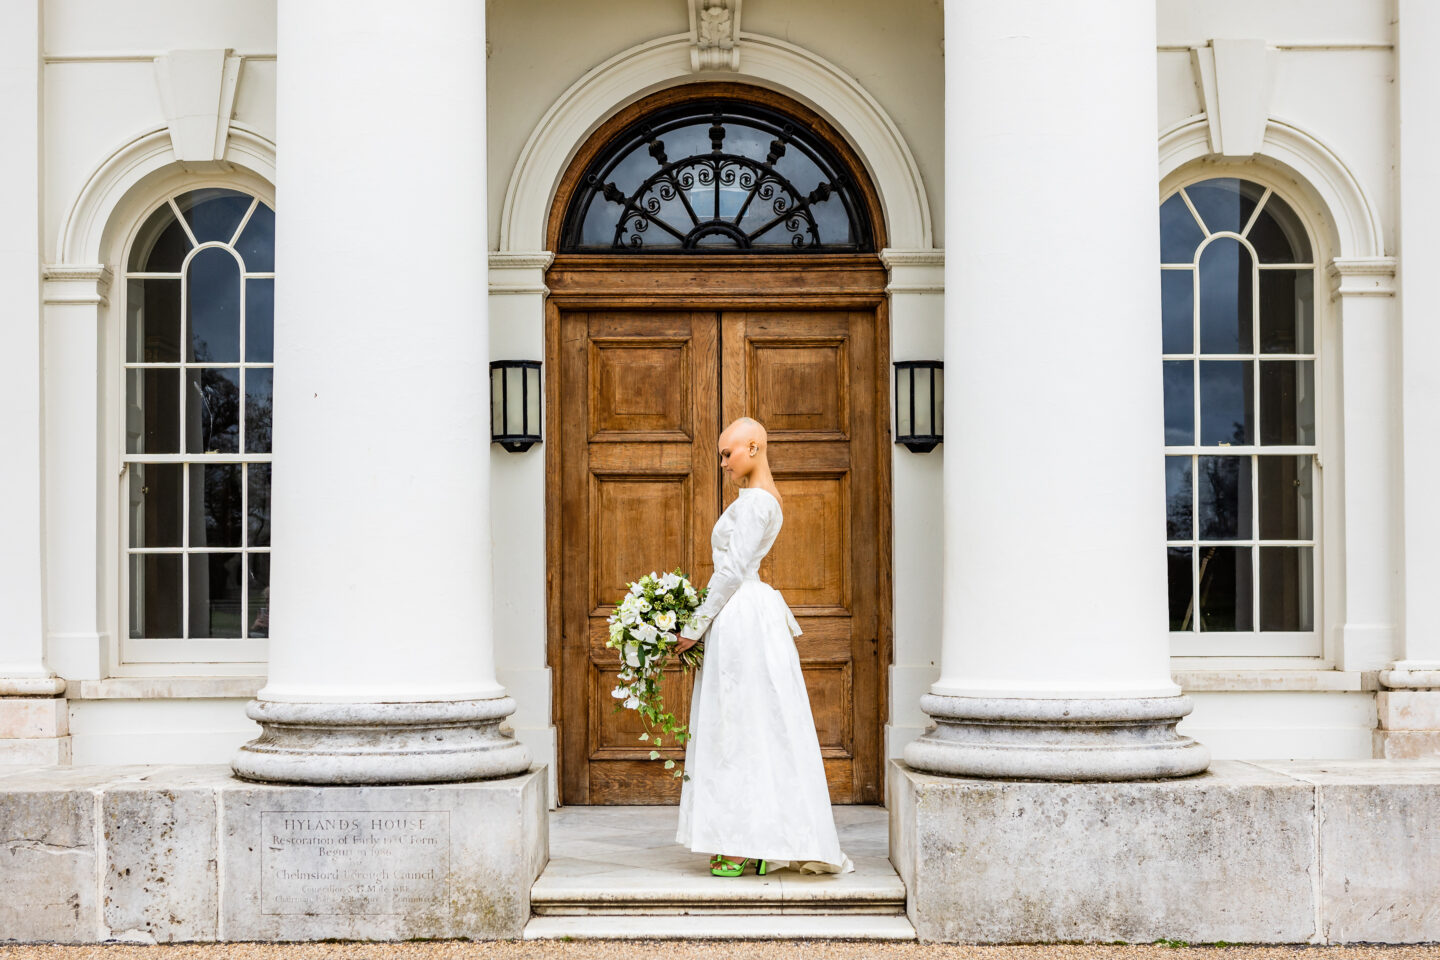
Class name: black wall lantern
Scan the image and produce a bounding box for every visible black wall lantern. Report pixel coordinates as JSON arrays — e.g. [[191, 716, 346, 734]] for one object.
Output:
[[490, 360, 542, 452], [894, 360, 943, 453]]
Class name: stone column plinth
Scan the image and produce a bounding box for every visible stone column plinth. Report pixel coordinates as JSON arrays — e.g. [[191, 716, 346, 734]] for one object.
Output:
[[232, 0, 529, 784], [1378, 0, 1440, 758], [903, 0, 1207, 780]]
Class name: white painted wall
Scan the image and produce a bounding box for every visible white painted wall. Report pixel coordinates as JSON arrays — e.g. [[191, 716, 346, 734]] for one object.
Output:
[[22, 0, 1415, 770]]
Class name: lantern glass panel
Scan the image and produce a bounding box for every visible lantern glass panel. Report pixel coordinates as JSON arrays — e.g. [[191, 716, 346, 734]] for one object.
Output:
[[913, 367, 933, 437], [525, 366, 542, 437], [896, 366, 913, 437], [491, 366, 505, 437]]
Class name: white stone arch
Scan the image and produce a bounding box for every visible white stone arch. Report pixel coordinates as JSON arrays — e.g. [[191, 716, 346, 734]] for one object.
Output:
[[498, 32, 933, 253], [57, 121, 276, 266], [1157, 115, 1385, 261]]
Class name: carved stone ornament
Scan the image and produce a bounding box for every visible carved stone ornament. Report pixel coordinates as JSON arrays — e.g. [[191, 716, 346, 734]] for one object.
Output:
[[688, 0, 742, 71]]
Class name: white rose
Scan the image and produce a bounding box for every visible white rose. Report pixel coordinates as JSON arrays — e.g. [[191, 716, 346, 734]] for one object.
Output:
[[654, 610, 677, 632], [635, 597, 651, 613]]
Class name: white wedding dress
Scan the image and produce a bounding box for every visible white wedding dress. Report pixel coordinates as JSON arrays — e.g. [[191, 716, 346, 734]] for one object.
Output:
[[675, 486, 855, 874]]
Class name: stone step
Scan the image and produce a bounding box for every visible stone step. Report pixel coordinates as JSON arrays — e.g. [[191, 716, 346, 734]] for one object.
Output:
[[531, 854, 907, 915], [523, 914, 918, 940]]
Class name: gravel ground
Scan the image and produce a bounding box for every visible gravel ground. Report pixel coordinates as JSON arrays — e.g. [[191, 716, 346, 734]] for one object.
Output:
[[4, 943, 1440, 960]]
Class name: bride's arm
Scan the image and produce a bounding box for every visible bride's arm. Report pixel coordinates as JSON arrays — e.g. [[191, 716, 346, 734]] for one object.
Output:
[[678, 496, 774, 642]]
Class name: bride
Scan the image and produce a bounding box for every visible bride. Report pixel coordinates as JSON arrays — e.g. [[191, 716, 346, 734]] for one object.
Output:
[[673, 416, 855, 877]]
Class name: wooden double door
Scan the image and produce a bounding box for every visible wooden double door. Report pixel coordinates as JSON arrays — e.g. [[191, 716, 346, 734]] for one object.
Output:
[[552, 301, 888, 805]]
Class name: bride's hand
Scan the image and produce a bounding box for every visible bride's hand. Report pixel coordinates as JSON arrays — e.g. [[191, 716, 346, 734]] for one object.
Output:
[[675, 635, 697, 653]]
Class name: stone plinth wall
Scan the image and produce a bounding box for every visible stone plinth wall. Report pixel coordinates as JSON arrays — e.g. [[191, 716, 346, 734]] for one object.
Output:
[[890, 758, 1440, 944], [0, 764, 548, 943]]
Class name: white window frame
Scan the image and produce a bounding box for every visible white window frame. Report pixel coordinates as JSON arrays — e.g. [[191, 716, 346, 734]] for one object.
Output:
[[1161, 174, 1325, 659], [111, 184, 274, 672]]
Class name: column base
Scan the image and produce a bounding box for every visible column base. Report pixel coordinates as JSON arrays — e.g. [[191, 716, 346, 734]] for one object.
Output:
[[903, 693, 1210, 780], [232, 697, 532, 784]]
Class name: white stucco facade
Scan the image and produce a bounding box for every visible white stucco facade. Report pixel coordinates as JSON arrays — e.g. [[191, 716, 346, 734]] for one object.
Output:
[[3, 0, 1437, 786]]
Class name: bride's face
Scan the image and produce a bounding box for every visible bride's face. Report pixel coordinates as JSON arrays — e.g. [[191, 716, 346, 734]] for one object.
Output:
[[718, 435, 757, 483]]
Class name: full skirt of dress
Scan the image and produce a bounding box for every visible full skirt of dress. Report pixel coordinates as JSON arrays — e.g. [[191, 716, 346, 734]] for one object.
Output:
[[675, 579, 854, 874]]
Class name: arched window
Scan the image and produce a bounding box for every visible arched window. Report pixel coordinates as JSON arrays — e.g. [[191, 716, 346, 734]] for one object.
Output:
[[122, 188, 274, 656], [558, 98, 874, 252], [1160, 177, 1318, 655]]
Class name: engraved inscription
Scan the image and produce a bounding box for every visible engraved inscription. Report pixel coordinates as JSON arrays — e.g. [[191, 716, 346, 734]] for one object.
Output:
[[261, 811, 450, 915]]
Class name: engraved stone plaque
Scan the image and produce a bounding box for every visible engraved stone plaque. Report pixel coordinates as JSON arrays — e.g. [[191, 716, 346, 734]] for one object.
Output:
[[261, 810, 450, 915]]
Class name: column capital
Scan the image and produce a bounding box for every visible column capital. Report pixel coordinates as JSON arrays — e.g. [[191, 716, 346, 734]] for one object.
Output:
[[1327, 256, 1398, 299]]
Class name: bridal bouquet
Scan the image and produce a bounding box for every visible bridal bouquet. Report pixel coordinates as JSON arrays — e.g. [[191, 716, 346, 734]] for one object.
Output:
[[607, 569, 706, 779]]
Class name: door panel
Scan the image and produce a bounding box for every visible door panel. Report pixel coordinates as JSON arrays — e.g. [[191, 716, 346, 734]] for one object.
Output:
[[557, 306, 882, 804]]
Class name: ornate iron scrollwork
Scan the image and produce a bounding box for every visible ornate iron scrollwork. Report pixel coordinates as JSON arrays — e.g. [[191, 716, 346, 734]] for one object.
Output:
[[560, 99, 874, 253]]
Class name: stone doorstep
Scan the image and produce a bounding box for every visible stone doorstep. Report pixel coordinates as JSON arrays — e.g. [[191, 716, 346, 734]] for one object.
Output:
[[1374, 729, 1440, 759], [522, 914, 918, 940]]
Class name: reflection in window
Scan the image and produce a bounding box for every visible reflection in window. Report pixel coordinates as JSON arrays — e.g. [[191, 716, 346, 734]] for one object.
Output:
[[559, 99, 873, 252], [124, 188, 273, 644], [1160, 178, 1316, 642]]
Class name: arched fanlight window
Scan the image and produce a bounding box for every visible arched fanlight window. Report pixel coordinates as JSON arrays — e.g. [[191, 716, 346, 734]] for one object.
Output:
[[122, 188, 274, 654], [559, 98, 874, 252], [1159, 177, 1318, 656]]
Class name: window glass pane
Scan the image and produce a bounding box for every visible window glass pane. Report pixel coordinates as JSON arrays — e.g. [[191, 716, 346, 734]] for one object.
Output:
[[1165, 456, 1192, 540], [1184, 178, 1262, 236], [1259, 546, 1314, 631], [126, 279, 181, 363], [187, 248, 242, 362], [128, 463, 182, 548], [1160, 193, 1205, 263], [1259, 360, 1316, 446], [1163, 360, 1194, 445], [1198, 237, 1254, 354], [247, 464, 271, 547], [175, 188, 253, 244], [1258, 269, 1314, 354], [247, 553, 270, 638], [128, 201, 191, 273], [1198, 545, 1253, 631], [564, 102, 871, 252], [189, 552, 243, 638], [236, 202, 275, 272], [245, 368, 273, 454], [1197, 456, 1252, 540], [126, 368, 180, 454], [1246, 192, 1312, 263], [190, 463, 242, 548], [186, 368, 240, 454], [129, 553, 182, 638], [245, 278, 274, 363], [1168, 547, 1194, 631], [1258, 455, 1314, 540], [1198, 360, 1253, 446], [1161, 270, 1193, 353]]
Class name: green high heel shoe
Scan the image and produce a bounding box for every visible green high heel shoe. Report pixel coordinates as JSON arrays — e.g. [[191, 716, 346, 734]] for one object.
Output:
[[709, 854, 770, 876]]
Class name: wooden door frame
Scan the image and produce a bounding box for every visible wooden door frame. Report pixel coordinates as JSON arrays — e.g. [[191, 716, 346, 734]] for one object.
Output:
[[543, 81, 894, 805]]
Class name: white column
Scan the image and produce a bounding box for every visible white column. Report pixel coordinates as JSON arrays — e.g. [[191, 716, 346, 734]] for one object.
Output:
[[1389, 0, 1440, 689], [1376, 0, 1440, 758], [904, 0, 1208, 779], [232, 0, 529, 783], [0, 0, 69, 753]]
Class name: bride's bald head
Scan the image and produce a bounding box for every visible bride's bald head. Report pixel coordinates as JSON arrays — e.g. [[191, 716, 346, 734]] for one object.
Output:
[[718, 417, 770, 483]]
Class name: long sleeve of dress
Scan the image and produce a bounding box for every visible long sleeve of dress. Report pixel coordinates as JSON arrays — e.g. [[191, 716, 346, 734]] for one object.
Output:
[[680, 495, 774, 641]]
